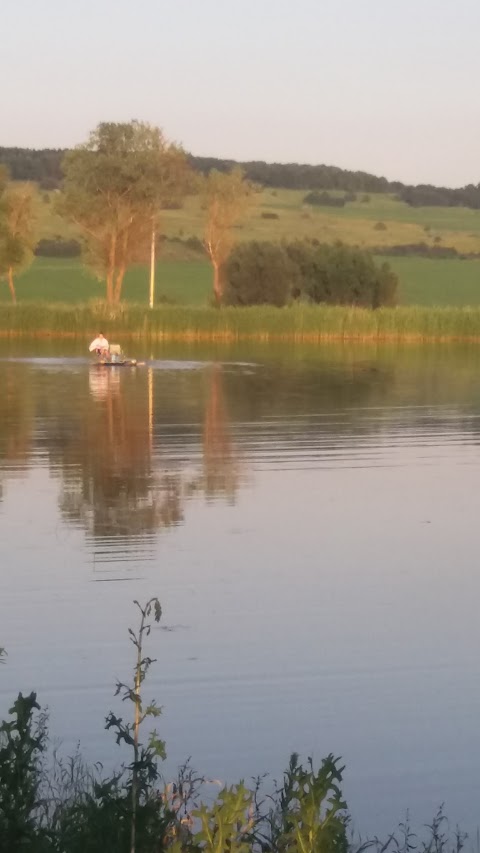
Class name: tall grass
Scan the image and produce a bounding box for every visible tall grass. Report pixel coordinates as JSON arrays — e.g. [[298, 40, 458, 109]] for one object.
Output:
[[2, 301, 480, 342]]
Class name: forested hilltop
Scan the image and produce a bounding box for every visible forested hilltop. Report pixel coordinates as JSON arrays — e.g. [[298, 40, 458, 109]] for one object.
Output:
[[2, 145, 480, 208]]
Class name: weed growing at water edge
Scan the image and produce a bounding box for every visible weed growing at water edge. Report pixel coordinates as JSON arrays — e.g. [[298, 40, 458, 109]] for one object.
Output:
[[105, 597, 165, 853], [0, 691, 50, 851]]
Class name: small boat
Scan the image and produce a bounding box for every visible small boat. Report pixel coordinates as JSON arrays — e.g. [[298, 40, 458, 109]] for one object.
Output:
[[93, 344, 144, 367]]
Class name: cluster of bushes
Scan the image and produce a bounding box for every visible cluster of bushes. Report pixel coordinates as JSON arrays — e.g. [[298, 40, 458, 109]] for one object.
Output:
[[33, 235, 207, 260], [223, 240, 398, 309], [373, 242, 480, 260], [35, 238, 82, 257], [303, 190, 355, 208]]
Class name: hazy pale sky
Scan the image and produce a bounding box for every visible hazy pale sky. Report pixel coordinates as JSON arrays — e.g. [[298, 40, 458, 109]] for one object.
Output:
[[1, 0, 479, 186]]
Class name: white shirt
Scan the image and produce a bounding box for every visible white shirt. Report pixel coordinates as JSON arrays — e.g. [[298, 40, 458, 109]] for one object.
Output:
[[89, 336, 109, 352]]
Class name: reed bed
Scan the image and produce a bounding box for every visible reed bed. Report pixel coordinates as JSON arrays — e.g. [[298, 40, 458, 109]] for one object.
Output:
[[2, 301, 480, 342]]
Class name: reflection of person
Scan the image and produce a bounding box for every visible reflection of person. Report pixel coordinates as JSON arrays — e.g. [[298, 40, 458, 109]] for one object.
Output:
[[89, 332, 110, 357], [89, 365, 120, 401]]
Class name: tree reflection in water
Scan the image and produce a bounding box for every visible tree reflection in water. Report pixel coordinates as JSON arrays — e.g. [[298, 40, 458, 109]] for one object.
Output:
[[0, 365, 34, 503], [54, 363, 240, 560], [59, 367, 184, 546], [201, 364, 238, 503]]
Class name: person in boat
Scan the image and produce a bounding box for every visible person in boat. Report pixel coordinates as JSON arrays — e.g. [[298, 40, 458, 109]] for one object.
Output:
[[89, 332, 110, 358]]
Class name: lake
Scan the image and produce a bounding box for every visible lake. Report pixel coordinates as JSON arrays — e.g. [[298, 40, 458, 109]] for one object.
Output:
[[1, 337, 480, 836]]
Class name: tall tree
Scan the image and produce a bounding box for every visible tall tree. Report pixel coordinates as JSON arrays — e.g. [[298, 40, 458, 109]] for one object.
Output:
[[202, 167, 254, 305], [0, 182, 37, 304], [60, 121, 190, 304]]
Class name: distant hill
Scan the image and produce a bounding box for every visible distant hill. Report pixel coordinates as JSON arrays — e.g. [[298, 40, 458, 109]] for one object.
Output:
[[1, 146, 480, 209]]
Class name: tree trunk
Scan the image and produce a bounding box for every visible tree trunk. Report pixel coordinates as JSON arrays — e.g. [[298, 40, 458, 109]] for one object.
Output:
[[106, 269, 114, 304], [106, 233, 117, 304], [113, 225, 129, 303], [212, 261, 222, 306], [114, 267, 125, 303], [7, 268, 16, 304]]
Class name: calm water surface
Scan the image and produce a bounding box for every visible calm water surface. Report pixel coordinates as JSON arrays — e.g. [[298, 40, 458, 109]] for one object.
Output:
[[1, 338, 480, 834]]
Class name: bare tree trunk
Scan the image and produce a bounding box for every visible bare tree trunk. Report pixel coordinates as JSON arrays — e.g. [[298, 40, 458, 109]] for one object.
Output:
[[113, 226, 129, 303], [106, 269, 114, 304], [106, 233, 117, 304], [7, 267, 16, 304], [212, 261, 222, 306], [114, 267, 125, 303]]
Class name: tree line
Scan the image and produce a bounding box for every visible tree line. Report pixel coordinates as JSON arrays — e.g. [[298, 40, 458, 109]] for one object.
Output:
[[3, 144, 480, 209], [0, 145, 395, 192], [396, 183, 480, 209]]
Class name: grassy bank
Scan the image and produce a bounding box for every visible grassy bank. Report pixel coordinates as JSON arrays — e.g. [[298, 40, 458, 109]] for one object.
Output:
[[3, 301, 480, 342]]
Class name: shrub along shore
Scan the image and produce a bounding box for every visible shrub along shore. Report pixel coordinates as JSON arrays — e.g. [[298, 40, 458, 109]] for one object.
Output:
[[2, 302, 480, 343]]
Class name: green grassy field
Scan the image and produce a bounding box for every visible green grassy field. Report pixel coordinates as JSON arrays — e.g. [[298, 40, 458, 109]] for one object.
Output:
[[4, 258, 212, 305], [4, 255, 480, 309], [379, 256, 480, 306]]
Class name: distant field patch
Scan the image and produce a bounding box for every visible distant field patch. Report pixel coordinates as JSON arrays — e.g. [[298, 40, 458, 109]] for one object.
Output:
[[378, 257, 480, 306]]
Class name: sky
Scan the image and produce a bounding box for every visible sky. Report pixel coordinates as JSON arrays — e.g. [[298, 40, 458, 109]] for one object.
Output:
[[1, 0, 479, 187]]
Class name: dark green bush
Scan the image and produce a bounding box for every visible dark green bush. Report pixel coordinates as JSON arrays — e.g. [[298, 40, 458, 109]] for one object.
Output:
[[224, 241, 299, 307], [261, 211, 280, 219], [374, 242, 463, 259], [284, 240, 398, 308], [374, 221, 387, 231], [303, 190, 346, 208], [223, 240, 398, 309], [35, 238, 82, 257]]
